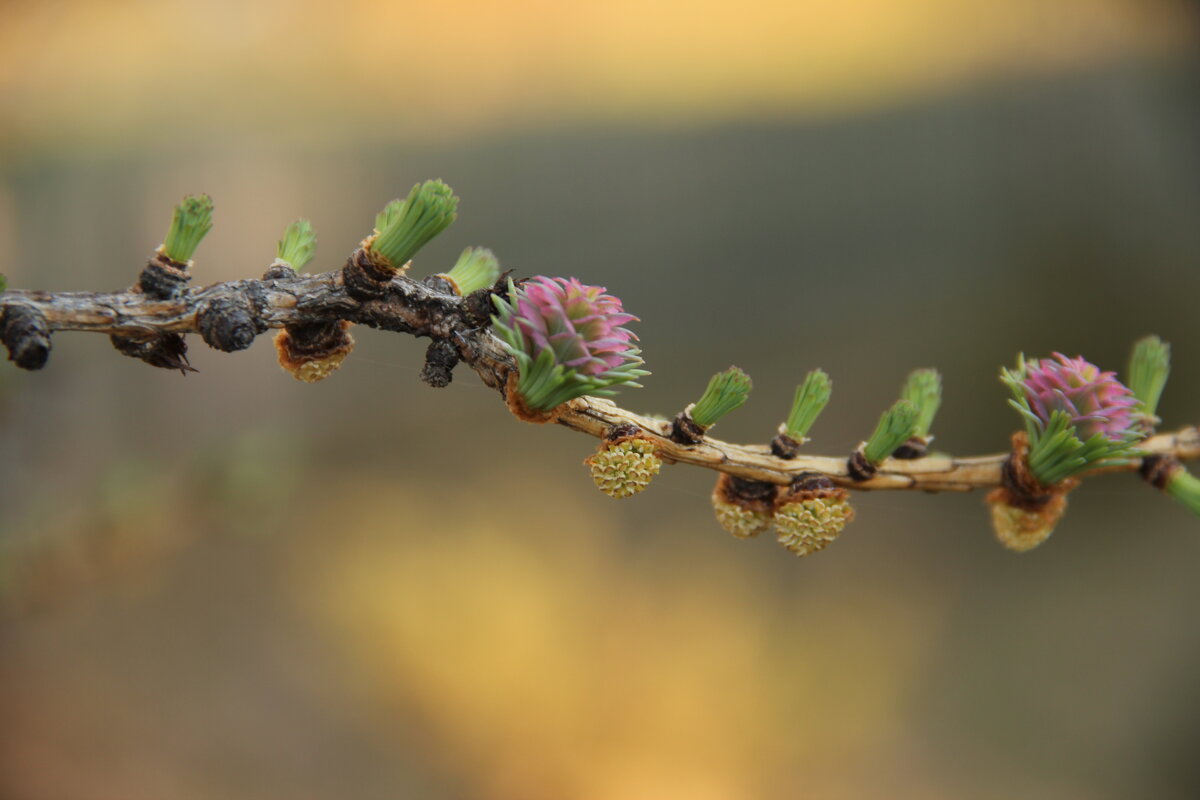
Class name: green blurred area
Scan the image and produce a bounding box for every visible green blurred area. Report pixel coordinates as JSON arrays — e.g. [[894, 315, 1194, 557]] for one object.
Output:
[[2, 7, 1200, 799]]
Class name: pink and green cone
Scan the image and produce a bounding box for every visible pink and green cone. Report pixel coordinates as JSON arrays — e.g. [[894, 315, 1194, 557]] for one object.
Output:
[[492, 276, 648, 411], [1002, 353, 1144, 486]]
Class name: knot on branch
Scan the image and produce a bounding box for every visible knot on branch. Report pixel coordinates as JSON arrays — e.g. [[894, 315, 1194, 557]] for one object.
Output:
[[197, 294, 265, 353], [1, 305, 51, 370]]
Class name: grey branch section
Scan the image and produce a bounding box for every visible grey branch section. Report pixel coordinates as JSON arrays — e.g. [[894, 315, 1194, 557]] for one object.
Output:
[[2, 268, 1198, 493], [0, 269, 515, 390]]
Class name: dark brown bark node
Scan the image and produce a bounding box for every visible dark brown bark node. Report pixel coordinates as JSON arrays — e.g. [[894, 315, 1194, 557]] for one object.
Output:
[[138, 255, 191, 300], [342, 248, 401, 301], [892, 436, 929, 460], [846, 449, 877, 481], [713, 473, 778, 515], [779, 471, 849, 508], [197, 294, 265, 353], [110, 332, 195, 374], [1, 305, 51, 370], [1139, 454, 1182, 490], [670, 412, 706, 445], [420, 340, 459, 388], [262, 262, 298, 281], [422, 275, 458, 296], [770, 432, 802, 459]]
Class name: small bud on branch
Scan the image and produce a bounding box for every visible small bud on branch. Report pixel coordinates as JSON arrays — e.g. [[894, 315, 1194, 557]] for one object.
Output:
[[276, 219, 317, 271], [160, 194, 214, 265]]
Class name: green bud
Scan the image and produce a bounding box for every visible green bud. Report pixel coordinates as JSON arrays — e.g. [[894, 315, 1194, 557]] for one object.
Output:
[[276, 219, 317, 271], [900, 368, 942, 438], [862, 399, 918, 465], [1128, 335, 1170, 422], [369, 180, 459, 268], [160, 194, 214, 264], [784, 369, 831, 442], [689, 367, 752, 429], [441, 247, 500, 295]]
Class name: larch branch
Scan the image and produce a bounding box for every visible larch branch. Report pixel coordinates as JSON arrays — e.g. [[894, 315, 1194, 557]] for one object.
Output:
[[1, 267, 1196, 493]]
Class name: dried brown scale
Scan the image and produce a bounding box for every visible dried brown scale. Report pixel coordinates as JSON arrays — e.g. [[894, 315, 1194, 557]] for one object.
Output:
[[503, 371, 568, 424], [463, 287, 497, 328], [109, 331, 195, 373], [770, 432, 802, 459], [728, 475, 778, 504], [274, 320, 355, 383], [342, 247, 403, 300], [606, 422, 643, 441], [422, 275, 458, 295], [262, 262, 298, 281], [278, 320, 352, 357], [669, 412, 706, 445], [711, 472, 778, 538], [846, 449, 877, 481], [137, 255, 191, 299], [3, 268, 1200, 494], [1139, 454, 1182, 490], [787, 471, 837, 495], [892, 436, 929, 460], [998, 431, 1056, 511], [420, 340, 459, 388]]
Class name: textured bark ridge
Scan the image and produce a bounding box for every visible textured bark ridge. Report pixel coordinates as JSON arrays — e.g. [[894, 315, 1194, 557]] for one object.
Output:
[[2, 268, 1198, 492]]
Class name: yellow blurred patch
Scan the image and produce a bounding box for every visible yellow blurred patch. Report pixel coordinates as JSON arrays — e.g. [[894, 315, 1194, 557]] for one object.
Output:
[[292, 472, 949, 799], [0, 0, 1193, 153]]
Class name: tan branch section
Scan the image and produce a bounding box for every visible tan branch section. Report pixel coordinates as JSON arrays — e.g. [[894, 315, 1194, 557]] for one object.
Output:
[[557, 398, 1200, 492], [3, 271, 1199, 493]]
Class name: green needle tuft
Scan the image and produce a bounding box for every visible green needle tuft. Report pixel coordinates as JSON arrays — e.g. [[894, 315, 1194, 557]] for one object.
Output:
[[690, 367, 752, 428], [374, 199, 405, 237], [900, 368, 942, 438], [1128, 335, 1170, 422], [161, 194, 214, 264], [863, 399, 918, 465], [370, 180, 459, 268], [276, 219, 317, 270], [442, 247, 500, 295], [784, 369, 831, 441]]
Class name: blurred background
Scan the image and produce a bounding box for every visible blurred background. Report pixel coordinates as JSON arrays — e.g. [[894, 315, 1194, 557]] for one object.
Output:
[[1, 1, 1199, 797]]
